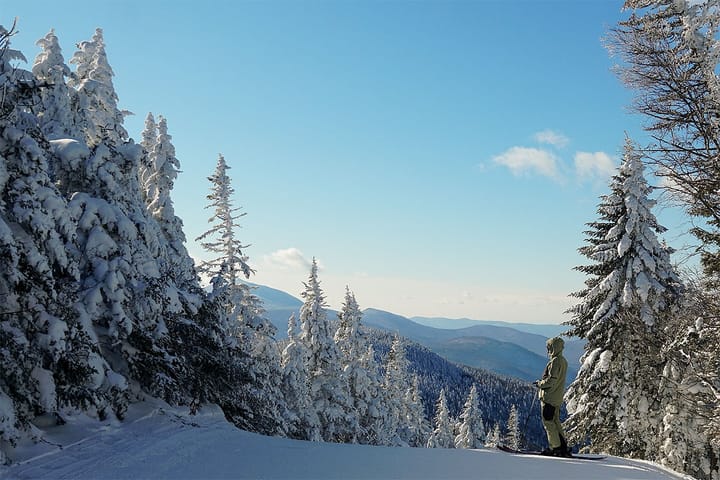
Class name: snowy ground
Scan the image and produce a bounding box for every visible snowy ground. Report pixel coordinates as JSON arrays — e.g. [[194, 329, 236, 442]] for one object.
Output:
[[2, 402, 692, 480]]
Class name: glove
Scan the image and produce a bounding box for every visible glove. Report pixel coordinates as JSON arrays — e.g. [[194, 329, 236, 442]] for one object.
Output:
[[532, 380, 540, 387]]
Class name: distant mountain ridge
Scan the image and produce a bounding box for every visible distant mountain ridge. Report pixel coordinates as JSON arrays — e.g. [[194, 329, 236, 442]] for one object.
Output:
[[250, 283, 584, 383], [411, 316, 569, 338]]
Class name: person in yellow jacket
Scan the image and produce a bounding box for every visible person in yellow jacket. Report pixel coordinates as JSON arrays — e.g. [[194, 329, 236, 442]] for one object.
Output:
[[533, 336, 570, 457]]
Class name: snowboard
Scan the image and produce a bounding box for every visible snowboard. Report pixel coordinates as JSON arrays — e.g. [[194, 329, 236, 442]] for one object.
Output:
[[497, 445, 606, 461]]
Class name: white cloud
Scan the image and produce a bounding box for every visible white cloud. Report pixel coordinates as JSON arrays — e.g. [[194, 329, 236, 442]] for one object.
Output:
[[574, 151, 616, 179], [492, 146, 560, 179], [534, 129, 569, 148], [263, 248, 313, 271]]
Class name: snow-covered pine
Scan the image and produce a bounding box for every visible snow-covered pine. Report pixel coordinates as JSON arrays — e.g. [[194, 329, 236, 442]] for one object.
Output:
[[69, 28, 128, 146], [235, 287, 286, 436], [52, 28, 218, 416], [426, 388, 454, 449], [613, 0, 720, 280], [652, 277, 720, 480], [297, 259, 355, 443], [334, 287, 375, 443], [377, 334, 413, 447], [32, 29, 79, 141], [139, 114, 197, 287], [356, 343, 386, 445], [0, 26, 99, 462], [485, 422, 502, 448], [567, 138, 681, 332], [455, 384, 486, 449], [565, 137, 683, 459], [403, 375, 431, 447], [281, 313, 319, 440], [144, 116, 179, 231], [195, 153, 284, 435], [195, 154, 253, 290], [138, 112, 157, 205], [504, 404, 521, 451]]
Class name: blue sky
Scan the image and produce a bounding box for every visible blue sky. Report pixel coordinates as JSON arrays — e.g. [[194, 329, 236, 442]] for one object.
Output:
[[5, 0, 692, 323]]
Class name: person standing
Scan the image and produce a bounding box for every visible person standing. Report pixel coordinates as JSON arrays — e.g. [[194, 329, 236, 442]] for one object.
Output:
[[533, 336, 569, 457]]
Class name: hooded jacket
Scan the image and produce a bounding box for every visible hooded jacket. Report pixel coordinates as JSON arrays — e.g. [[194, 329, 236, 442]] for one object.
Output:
[[537, 337, 568, 407]]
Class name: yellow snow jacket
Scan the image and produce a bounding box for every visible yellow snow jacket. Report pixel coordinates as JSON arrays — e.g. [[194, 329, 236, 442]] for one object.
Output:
[[537, 337, 568, 407]]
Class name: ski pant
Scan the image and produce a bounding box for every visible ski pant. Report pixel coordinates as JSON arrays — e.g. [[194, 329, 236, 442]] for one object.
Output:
[[540, 401, 564, 449]]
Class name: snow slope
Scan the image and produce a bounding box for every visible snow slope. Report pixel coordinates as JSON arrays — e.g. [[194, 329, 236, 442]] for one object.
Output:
[[2, 402, 691, 480]]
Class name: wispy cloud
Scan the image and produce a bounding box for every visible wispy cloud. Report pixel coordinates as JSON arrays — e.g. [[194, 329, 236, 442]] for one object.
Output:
[[263, 248, 314, 270], [534, 129, 569, 148], [574, 151, 616, 180], [492, 146, 560, 179]]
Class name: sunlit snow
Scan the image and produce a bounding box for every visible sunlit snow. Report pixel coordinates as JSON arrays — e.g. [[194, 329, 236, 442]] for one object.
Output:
[[2, 401, 690, 480]]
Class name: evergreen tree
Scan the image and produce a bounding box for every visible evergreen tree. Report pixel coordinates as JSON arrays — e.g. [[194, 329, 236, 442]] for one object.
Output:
[[653, 277, 720, 479], [426, 389, 454, 449], [140, 114, 196, 287], [611, 1, 720, 280], [455, 384, 486, 449], [69, 28, 128, 146], [196, 154, 253, 338], [196, 154, 253, 289], [565, 138, 683, 458], [504, 404, 521, 451], [334, 287, 372, 443], [0, 25, 99, 461], [196, 153, 283, 435], [356, 343, 386, 445], [403, 375, 430, 448], [237, 288, 286, 436], [611, 5, 720, 476], [378, 334, 411, 446], [297, 259, 354, 442], [138, 112, 157, 205], [281, 313, 318, 440], [485, 422, 502, 448], [32, 29, 78, 140]]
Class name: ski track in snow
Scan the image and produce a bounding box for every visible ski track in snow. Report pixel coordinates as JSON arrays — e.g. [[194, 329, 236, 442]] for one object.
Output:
[[2, 403, 691, 480]]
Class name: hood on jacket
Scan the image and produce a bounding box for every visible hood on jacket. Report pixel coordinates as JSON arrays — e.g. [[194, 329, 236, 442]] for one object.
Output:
[[546, 337, 564, 357]]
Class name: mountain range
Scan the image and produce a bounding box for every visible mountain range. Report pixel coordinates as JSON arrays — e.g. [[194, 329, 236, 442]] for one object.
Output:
[[250, 283, 584, 383]]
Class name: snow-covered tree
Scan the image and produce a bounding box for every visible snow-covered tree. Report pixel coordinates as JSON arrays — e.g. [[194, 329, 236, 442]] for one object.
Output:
[[403, 375, 430, 448], [236, 288, 286, 436], [139, 114, 196, 287], [281, 313, 318, 440], [354, 343, 386, 445], [297, 259, 354, 442], [565, 138, 683, 458], [455, 384, 486, 449], [69, 28, 128, 146], [138, 112, 157, 202], [334, 287, 374, 443], [195, 154, 253, 338], [485, 422, 502, 448], [378, 334, 412, 446], [504, 404, 521, 451], [196, 154, 283, 435], [609, 5, 720, 476], [0, 25, 99, 461], [652, 277, 720, 479], [32, 29, 78, 141], [143, 116, 180, 229], [196, 154, 253, 288], [566, 138, 681, 331], [610, 1, 720, 280], [427, 389, 454, 449]]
